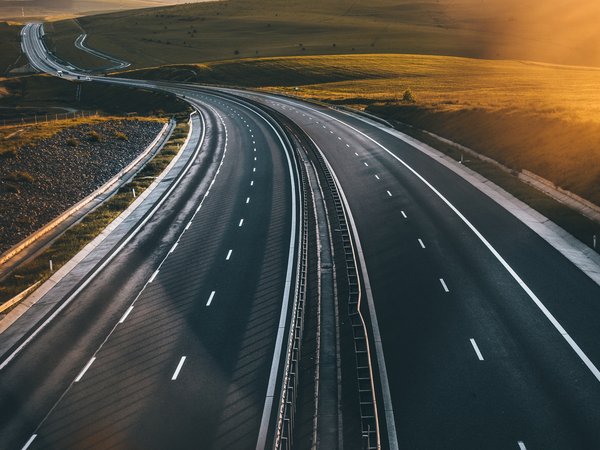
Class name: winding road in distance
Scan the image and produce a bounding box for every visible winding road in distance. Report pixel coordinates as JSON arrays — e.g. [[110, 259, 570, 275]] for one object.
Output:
[[2, 21, 600, 450]]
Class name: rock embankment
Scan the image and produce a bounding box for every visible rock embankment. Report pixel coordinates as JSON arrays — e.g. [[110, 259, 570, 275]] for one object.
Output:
[[0, 119, 163, 255]]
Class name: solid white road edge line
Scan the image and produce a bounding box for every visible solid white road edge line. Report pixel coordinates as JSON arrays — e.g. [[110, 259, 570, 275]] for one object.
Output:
[[470, 338, 484, 361], [305, 104, 600, 383], [214, 101, 299, 450], [307, 135, 397, 450], [0, 106, 207, 371], [171, 356, 186, 380]]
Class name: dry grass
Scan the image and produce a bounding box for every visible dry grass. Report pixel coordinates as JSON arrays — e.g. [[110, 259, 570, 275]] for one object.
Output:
[[0, 117, 190, 308], [0, 22, 25, 75], [124, 53, 600, 206], [0, 115, 162, 157], [45, 0, 600, 71]]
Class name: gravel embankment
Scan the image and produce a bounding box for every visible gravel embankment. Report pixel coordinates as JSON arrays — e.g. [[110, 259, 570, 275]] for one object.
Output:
[[0, 120, 163, 255]]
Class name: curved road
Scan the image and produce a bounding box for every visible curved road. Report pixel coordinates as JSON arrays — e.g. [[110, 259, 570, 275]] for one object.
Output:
[[5, 21, 600, 450]]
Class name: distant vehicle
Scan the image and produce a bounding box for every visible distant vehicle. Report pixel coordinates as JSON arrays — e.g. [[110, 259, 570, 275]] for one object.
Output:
[[57, 70, 63, 77], [85, 76, 91, 81]]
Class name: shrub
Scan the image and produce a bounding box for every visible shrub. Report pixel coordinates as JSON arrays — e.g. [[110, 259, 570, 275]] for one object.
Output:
[[402, 88, 416, 103], [87, 130, 101, 142], [0, 149, 17, 158], [114, 131, 128, 141], [66, 138, 79, 147], [4, 171, 33, 183]]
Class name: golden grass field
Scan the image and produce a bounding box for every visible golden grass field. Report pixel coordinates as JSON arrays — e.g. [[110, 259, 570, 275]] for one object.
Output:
[[46, 0, 600, 70], [0, 115, 163, 158], [122, 53, 600, 205], [7, 0, 600, 206], [0, 0, 193, 22]]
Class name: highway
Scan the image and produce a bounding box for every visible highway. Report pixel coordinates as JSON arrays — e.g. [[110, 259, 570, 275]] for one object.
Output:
[[4, 21, 600, 450], [5, 24, 302, 450]]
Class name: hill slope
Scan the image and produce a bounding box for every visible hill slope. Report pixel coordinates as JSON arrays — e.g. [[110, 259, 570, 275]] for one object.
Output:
[[47, 0, 600, 69]]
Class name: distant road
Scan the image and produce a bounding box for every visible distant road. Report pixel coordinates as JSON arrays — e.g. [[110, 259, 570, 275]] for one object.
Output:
[[6, 21, 600, 450], [74, 33, 130, 70]]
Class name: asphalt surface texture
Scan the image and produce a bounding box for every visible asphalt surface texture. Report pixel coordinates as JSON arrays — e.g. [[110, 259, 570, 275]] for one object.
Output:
[[6, 21, 600, 450], [1, 67, 299, 449]]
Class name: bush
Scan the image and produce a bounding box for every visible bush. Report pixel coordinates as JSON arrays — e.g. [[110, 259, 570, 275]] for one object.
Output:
[[87, 130, 101, 142], [0, 149, 17, 158], [402, 89, 416, 103], [114, 131, 128, 141], [4, 170, 33, 183], [66, 138, 79, 147]]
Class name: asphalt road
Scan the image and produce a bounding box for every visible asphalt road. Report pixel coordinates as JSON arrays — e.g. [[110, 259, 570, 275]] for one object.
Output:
[[3, 33, 301, 450], [9, 21, 600, 450], [237, 95, 600, 449]]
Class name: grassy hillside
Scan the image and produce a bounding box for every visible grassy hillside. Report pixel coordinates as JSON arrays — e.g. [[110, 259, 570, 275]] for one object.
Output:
[[0, 0, 194, 22], [0, 74, 188, 121], [46, 0, 600, 70], [0, 22, 25, 75], [122, 54, 600, 206]]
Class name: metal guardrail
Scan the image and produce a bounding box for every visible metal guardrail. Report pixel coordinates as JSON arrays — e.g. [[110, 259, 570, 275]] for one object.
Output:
[[0, 119, 175, 274], [306, 142, 381, 450], [274, 134, 310, 450]]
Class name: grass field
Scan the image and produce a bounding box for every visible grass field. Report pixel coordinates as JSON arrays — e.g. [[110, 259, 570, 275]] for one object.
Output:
[[0, 1, 193, 22], [45, 0, 600, 71], [122, 53, 600, 207], [0, 22, 25, 75], [0, 74, 188, 120]]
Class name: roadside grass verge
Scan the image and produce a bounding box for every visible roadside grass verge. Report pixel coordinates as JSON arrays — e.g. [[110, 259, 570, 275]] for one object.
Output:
[[390, 122, 600, 250], [0, 114, 190, 310]]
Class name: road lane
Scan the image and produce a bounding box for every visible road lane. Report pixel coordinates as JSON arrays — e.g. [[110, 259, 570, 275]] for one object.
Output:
[[241, 94, 600, 448], [1, 78, 300, 449], [17, 23, 600, 449]]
